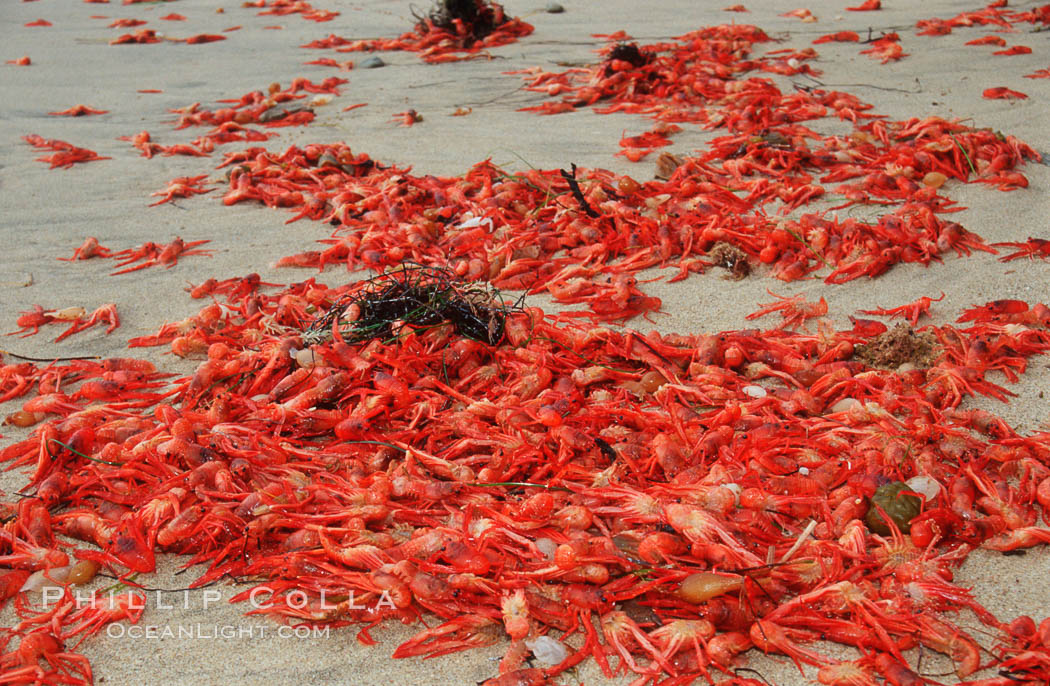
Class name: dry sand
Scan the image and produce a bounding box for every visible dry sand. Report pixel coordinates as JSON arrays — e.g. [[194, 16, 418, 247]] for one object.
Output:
[[1, 0, 1049, 684]]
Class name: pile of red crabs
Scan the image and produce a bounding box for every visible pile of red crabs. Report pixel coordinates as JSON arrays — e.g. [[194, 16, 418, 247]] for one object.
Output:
[[4, 1, 1050, 684]]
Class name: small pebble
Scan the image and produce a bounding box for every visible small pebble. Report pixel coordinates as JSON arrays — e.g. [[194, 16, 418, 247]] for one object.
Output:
[[828, 397, 859, 414], [545, 2, 565, 13], [360, 56, 385, 69]]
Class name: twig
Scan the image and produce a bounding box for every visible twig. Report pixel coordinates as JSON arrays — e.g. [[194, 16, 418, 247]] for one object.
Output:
[[474, 481, 572, 492], [0, 349, 101, 362], [812, 81, 922, 94], [778, 519, 818, 563], [560, 163, 600, 218]]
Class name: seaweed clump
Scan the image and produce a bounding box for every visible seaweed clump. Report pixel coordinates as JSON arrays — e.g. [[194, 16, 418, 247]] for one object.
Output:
[[653, 152, 683, 180], [866, 481, 922, 535], [854, 323, 939, 369], [603, 42, 653, 76], [303, 264, 518, 346], [415, 0, 513, 46], [708, 242, 751, 280]]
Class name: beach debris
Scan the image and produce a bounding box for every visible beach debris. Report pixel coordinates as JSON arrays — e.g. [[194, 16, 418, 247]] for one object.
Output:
[[854, 323, 939, 369], [708, 242, 751, 280], [414, 0, 526, 46], [544, 3, 564, 13], [360, 55, 385, 68], [302, 0, 533, 63], [653, 151, 682, 180], [0, 273, 34, 289], [303, 264, 516, 345], [525, 636, 567, 664], [865, 481, 921, 534]]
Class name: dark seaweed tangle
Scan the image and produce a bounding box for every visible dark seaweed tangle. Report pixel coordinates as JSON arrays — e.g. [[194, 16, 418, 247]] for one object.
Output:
[[304, 264, 520, 346]]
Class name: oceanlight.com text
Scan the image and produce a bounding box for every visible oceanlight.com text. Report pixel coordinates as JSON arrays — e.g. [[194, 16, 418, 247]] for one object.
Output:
[[106, 624, 331, 640]]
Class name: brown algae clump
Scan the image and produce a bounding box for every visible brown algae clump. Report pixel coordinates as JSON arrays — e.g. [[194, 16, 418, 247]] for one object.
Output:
[[855, 323, 939, 369]]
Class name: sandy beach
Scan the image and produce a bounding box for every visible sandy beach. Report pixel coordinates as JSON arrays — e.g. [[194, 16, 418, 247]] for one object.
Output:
[[2, 0, 1050, 684]]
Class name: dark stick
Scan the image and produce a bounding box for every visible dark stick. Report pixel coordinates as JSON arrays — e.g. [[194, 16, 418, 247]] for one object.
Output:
[[560, 163, 600, 218]]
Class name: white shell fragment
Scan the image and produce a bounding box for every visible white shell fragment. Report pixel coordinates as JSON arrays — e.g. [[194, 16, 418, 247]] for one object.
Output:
[[828, 397, 859, 413], [295, 347, 322, 368], [721, 482, 742, 506], [525, 635, 569, 665], [742, 384, 767, 398], [905, 475, 942, 501], [534, 537, 557, 560], [455, 214, 493, 230], [20, 565, 72, 592]]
